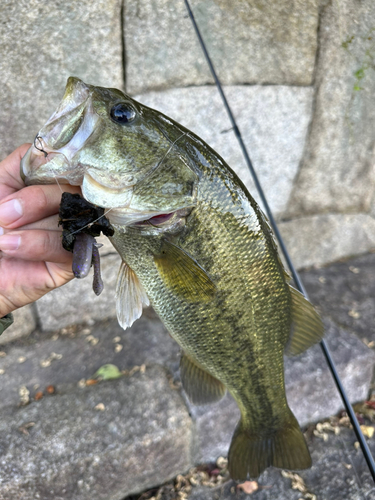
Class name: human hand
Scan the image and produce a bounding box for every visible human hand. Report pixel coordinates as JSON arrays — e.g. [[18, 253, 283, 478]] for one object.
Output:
[[0, 144, 81, 317]]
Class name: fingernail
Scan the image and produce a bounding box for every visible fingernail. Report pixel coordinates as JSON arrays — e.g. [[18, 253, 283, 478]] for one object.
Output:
[[0, 199, 23, 225], [0, 234, 21, 250]]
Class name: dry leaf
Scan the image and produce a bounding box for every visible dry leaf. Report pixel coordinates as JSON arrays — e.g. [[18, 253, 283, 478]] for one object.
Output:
[[34, 391, 43, 401], [237, 481, 258, 494], [86, 379, 99, 386], [18, 422, 35, 435], [40, 352, 62, 368], [360, 425, 374, 438], [19, 385, 30, 405]]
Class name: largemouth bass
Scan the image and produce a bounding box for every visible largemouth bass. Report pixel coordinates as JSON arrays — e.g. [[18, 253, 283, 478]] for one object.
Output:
[[21, 77, 324, 480]]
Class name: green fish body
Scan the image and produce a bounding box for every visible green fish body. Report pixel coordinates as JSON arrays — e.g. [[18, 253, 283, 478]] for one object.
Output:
[[22, 78, 324, 480]]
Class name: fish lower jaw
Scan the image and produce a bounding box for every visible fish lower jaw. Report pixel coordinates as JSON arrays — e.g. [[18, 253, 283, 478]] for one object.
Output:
[[21, 144, 74, 185]]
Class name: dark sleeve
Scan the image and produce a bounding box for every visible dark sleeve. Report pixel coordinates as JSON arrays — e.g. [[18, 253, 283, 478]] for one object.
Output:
[[0, 313, 13, 335]]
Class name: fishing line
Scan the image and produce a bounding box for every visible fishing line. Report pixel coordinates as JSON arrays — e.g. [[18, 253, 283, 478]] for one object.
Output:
[[65, 207, 114, 238], [134, 131, 187, 189], [183, 0, 375, 483], [53, 174, 64, 194]]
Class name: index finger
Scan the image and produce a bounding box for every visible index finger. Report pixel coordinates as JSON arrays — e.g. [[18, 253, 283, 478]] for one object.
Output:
[[0, 144, 32, 200]]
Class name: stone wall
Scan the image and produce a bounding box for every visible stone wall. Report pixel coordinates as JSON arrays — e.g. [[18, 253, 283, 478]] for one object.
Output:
[[1, 0, 374, 337]]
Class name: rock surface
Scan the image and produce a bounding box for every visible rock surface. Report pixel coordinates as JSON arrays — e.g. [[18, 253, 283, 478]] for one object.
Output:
[[300, 252, 375, 343], [287, 0, 375, 217], [124, 0, 319, 94], [0, 305, 36, 345], [279, 213, 375, 270], [136, 85, 314, 218], [0, 309, 179, 410], [35, 252, 121, 331], [0, 0, 123, 159], [0, 366, 193, 500]]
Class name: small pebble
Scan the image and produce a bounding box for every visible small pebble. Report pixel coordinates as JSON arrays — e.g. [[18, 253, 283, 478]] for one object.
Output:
[[86, 335, 99, 346], [0, 351, 6, 357], [19, 385, 30, 406], [0, 368, 5, 375], [113, 336, 121, 343], [114, 344, 123, 353], [78, 379, 86, 388], [18, 356, 26, 364], [46, 385, 55, 394], [348, 309, 361, 319], [349, 266, 360, 274], [95, 403, 105, 411]]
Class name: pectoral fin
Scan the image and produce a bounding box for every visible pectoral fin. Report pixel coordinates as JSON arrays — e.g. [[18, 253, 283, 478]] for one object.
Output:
[[180, 353, 226, 405], [154, 240, 216, 302], [116, 261, 150, 330], [285, 285, 324, 356]]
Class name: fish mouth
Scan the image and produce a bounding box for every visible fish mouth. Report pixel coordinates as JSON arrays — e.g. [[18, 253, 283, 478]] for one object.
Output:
[[135, 212, 175, 226], [106, 205, 192, 229], [21, 78, 97, 186], [124, 208, 192, 234]]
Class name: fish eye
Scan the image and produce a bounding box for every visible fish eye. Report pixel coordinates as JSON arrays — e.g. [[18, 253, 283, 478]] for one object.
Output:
[[110, 103, 137, 124]]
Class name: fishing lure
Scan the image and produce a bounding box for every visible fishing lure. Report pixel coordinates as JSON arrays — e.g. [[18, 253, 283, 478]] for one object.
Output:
[[58, 192, 114, 295]]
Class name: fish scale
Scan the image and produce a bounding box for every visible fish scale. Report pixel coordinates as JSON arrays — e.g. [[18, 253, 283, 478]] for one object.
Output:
[[111, 162, 291, 433], [22, 77, 324, 480]]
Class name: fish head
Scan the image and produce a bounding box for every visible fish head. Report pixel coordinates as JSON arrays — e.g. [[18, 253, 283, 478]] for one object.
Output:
[[21, 77, 198, 226]]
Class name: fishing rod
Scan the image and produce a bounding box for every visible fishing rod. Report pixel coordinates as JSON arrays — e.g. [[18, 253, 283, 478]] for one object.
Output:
[[183, 0, 375, 483]]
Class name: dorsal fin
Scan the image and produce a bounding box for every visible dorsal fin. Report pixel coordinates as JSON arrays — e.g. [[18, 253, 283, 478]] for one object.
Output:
[[180, 353, 226, 405], [154, 239, 216, 302], [285, 285, 324, 356], [116, 261, 149, 330]]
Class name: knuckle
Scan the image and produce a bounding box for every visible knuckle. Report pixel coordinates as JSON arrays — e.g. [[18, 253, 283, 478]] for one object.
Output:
[[31, 186, 49, 212]]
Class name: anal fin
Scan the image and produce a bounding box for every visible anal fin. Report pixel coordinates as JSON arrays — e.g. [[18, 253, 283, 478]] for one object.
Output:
[[228, 410, 311, 480], [180, 353, 226, 405], [116, 261, 150, 330], [285, 285, 324, 356]]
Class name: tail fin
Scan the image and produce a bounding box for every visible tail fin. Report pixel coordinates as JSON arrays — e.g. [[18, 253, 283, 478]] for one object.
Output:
[[228, 411, 311, 480]]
